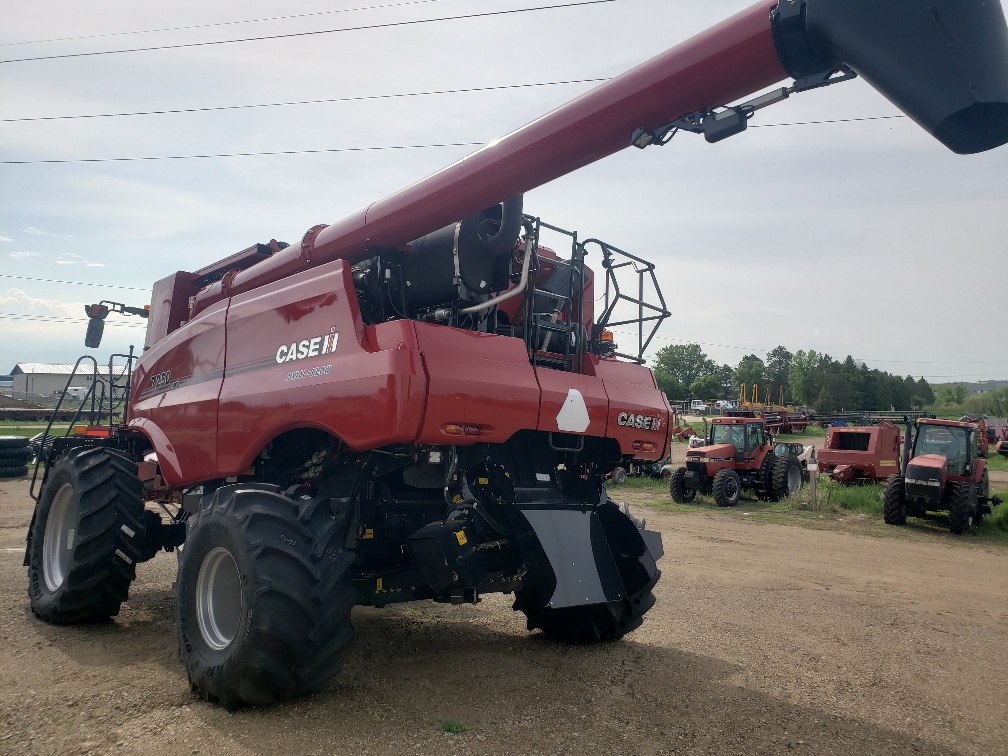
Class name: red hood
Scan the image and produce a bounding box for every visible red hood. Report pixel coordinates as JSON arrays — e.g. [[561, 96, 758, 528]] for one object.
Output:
[[689, 443, 736, 459], [908, 454, 948, 472]]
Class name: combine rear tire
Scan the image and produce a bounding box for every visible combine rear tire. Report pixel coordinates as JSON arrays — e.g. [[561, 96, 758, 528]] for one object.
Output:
[[668, 468, 695, 503], [27, 447, 147, 624], [712, 469, 741, 507], [771, 456, 802, 500], [882, 475, 907, 526], [611, 467, 627, 485], [948, 481, 977, 535], [175, 486, 357, 709]]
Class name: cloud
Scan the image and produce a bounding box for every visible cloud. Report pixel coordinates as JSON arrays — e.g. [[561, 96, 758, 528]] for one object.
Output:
[[53, 252, 104, 267], [8, 250, 37, 259], [24, 226, 75, 241], [0, 287, 81, 318], [0, 234, 12, 242]]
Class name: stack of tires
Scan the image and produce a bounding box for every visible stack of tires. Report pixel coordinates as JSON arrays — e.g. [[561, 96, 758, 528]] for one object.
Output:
[[0, 436, 32, 478]]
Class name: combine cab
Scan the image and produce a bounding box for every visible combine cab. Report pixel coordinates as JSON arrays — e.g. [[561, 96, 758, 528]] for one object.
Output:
[[668, 417, 802, 507], [818, 422, 902, 484], [883, 418, 998, 533]]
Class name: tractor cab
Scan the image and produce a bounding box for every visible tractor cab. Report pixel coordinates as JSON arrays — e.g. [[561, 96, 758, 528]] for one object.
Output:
[[707, 418, 769, 464]]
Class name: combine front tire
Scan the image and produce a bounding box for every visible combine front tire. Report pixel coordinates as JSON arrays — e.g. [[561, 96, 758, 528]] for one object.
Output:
[[175, 486, 357, 709], [882, 475, 907, 526], [771, 456, 802, 500], [948, 481, 977, 534], [27, 447, 148, 624], [668, 468, 695, 503], [712, 469, 741, 507]]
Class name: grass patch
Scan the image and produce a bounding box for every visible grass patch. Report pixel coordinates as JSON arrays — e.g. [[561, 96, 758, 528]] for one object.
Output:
[[614, 477, 1008, 546], [438, 720, 469, 735], [984, 453, 1008, 473], [776, 426, 827, 440]]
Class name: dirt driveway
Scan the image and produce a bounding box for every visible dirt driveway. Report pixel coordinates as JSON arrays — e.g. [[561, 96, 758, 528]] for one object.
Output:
[[1, 476, 1006, 756]]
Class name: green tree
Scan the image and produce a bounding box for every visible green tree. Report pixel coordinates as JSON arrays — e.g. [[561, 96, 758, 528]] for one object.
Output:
[[765, 346, 792, 403], [652, 344, 716, 389], [789, 350, 825, 405], [715, 364, 736, 400], [733, 355, 766, 399], [654, 368, 686, 401], [690, 374, 722, 400]]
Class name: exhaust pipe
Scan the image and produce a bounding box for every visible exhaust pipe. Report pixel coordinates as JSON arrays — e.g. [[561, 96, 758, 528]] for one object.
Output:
[[774, 0, 1008, 154]]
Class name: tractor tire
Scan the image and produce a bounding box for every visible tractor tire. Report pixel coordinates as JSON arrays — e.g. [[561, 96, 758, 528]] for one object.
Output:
[[712, 469, 741, 507], [27, 447, 148, 624], [611, 467, 628, 485], [0, 446, 33, 465], [758, 452, 778, 501], [976, 468, 990, 525], [0, 435, 30, 449], [175, 485, 357, 709], [948, 481, 977, 535], [668, 467, 695, 503], [882, 475, 907, 526], [771, 456, 803, 500]]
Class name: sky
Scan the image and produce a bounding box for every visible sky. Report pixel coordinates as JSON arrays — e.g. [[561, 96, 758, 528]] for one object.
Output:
[[2, 0, 1007, 384]]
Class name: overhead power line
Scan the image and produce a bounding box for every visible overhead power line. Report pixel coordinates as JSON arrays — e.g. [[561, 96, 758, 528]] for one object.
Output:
[[1, 141, 486, 165], [0, 0, 619, 64], [0, 0, 446, 47], [1, 78, 611, 123], [0, 115, 910, 165], [0, 312, 145, 327], [0, 273, 148, 292]]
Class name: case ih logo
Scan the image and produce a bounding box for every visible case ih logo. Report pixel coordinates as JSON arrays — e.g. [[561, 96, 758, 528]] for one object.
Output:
[[275, 329, 339, 364], [616, 412, 662, 432]]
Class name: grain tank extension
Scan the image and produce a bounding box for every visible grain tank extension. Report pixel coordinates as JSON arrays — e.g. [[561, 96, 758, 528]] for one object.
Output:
[[25, 1, 1008, 709]]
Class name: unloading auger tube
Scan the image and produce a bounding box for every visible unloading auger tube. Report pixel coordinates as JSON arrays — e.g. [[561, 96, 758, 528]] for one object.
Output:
[[187, 0, 1008, 317]]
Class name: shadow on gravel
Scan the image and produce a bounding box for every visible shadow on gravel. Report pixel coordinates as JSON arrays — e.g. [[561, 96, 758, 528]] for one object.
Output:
[[206, 607, 955, 756], [10, 570, 958, 755]]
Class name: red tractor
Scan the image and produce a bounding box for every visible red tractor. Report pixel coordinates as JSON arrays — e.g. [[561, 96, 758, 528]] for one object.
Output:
[[668, 417, 803, 507], [883, 418, 1000, 534], [23, 0, 1008, 709]]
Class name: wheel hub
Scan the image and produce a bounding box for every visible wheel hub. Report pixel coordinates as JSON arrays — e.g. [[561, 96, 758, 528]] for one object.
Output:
[[195, 547, 242, 651], [42, 482, 79, 592]]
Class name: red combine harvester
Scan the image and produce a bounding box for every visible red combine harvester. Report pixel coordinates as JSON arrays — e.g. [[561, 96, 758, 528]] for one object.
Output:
[[24, 1, 1008, 708], [818, 422, 902, 484], [883, 418, 1001, 534]]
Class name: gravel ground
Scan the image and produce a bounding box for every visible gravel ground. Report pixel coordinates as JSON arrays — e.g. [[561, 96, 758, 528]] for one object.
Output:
[[1, 475, 1006, 756]]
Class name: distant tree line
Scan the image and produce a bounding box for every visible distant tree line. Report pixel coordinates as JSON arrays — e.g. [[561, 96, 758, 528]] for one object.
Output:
[[652, 344, 934, 412]]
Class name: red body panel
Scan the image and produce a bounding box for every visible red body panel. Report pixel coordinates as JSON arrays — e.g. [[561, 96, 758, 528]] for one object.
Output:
[[130, 299, 228, 485], [412, 325, 541, 445], [131, 263, 669, 485]]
